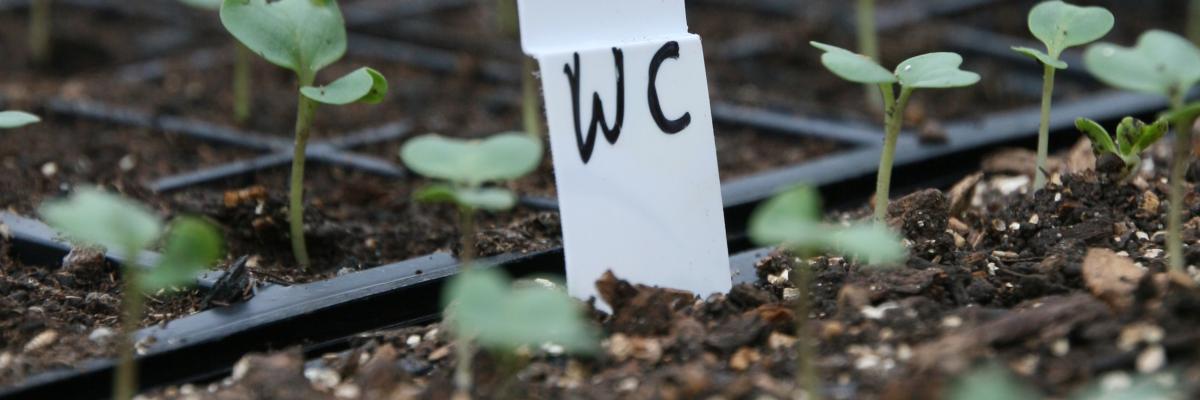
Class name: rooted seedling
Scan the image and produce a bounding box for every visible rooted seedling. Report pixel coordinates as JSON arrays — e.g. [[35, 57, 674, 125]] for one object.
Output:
[[749, 185, 905, 399], [40, 188, 222, 400], [1085, 29, 1200, 274], [0, 110, 40, 129], [1012, 0, 1113, 190], [400, 131, 543, 397], [1074, 117, 1167, 183], [811, 42, 979, 222], [180, 0, 253, 124], [220, 0, 388, 270]]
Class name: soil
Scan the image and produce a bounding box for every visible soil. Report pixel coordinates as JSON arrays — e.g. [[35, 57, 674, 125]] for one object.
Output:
[[134, 144, 1200, 399]]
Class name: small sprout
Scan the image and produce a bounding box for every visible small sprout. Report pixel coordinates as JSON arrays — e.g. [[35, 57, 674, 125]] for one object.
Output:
[[1012, 1, 1113, 190], [178, 0, 252, 124], [811, 42, 979, 222], [0, 111, 40, 129], [748, 185, 905, 398], [1074, 117, 1167, 182], [39, 188, 223, 400], [220, 0, 389, 269], [1085, 30, 1200, 274], [445, 268, 596, 354]]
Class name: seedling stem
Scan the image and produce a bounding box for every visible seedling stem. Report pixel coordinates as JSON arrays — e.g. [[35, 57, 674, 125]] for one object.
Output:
[[874, 85, 912, 222], [791, 253, 821, 400], [113, 250, 144, 400], [856, 0, 879, 110], [1191, 0, 1200, 45], [29, 0, 51, 65], [1035, 64, 1057, 189], [289, 74, 317, 270], [234, 43, 252, 123], [1169, 90, 1190, 273]]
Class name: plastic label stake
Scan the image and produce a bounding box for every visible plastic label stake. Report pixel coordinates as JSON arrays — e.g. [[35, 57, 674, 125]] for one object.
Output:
[[518, 0, 731, 306]]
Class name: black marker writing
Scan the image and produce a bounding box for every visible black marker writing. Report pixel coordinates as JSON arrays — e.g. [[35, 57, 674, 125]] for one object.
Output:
[[648, 41, 691, 134], [564, 48, 625, 164]]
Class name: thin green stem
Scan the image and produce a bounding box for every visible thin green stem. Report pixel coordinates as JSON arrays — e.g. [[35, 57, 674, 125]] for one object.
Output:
[[874, 86, 911, 223], [521, 57, 543, 136], [1034, 64, 1057, 190], [453, 205, 478, 399], [459, 206, 477, 266], [856, 0, 879, 112], [113, 255, 144, 400], [233, 43, 252, 124], [29, 0, 51, 65], [1169, 115, 1194, 273], [791, 253, 821, 400], [289, 76, 317, 270], [1190, 0, 1200, 45]]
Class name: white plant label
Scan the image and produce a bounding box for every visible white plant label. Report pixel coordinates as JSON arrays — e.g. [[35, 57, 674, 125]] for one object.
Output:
[[518, 0, 732, 306]]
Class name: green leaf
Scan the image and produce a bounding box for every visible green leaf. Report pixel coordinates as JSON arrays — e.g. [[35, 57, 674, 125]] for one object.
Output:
[[1084, 30, 1200, 97], [1115, 117, 1139, 154], [1027, 1, 1114, 56], [179, 0, 222, 10], [0, 111, 39, 129], [415, 185, 517, 211], [445, 269, 598, 354], [220, 0, 346, 77], [810, 41, 896, 84], [896, 52, 981, 89], [140, 217, 223, 292], [748, 186, 824, 249], [1161, 101, 1200, 125], [301, 67, 388, 105], [39, 188, 163, 256], [1133, 118, 1169, 155], [828, 223, 907, 266], [1075, 117, 1117, 155], [400, 133, 543, 187], [946, 364, 1040, 400], [1012, 46, 1068, 69]]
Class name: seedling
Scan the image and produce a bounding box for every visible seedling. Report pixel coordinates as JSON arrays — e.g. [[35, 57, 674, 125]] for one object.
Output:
[[220, 0, 389, 270], [1012, 1, 1113, 190], [40, 188, 222, 400], [1085, 30, 1200, 273], [443, 268, 595, 396], [1074, 117, 1167, 183], [0, 110, 40, 129], [749, 185, 905, 399], [400, 132, 543, 396], [810, 42, 979, 222], [179, 0, 252, 124], [29, 0, 51, 65]]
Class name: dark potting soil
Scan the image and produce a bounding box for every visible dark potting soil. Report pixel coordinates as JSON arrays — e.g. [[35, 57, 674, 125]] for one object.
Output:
[[150, 154, 1200, 399]]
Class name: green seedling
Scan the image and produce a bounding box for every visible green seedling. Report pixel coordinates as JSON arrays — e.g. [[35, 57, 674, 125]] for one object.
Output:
[[811, 42, 979, 223], [400, 132, 543, 397], [1085, 30, 1200, 274], [40, 188, 222, 400], [0, 110, 40, 129], [1012, 1, 1114, 190], [29, 0, 51, 65], [1075, 117, 1168, 183], [220, 0, 388, 270], [443, 268, 596, 396], [749, 186, 905, 400], [179, 0, 253, 124]]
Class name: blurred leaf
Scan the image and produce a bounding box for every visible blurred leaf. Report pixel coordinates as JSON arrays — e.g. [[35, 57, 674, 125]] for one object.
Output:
[[1012, 46, 1068, 69], [1076, 117, 1117, 155], [896, 52, 981, 89], [445, 268, 597, 354], [220, 0, 346, 76], [828, 223, 907, 265], [1134, 118, 1169, 154], [748, 186, 824, 249], [140, 217, 223, 292], [401, 133, 543, 187], [415, 185, 517, 211], [946, 364, 1040, 400], [0, 111, 39, 129], [1027, 1, 1113, 56], [810, 41, 896, 84], [1084, 30, 1200, 97], [39, 188, 163, 256], [301, 67, 388, 105], [1070, 372, 1184, 400]]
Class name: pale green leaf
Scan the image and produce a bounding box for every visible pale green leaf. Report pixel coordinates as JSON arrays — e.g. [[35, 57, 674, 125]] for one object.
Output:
[[1084, 30, 1200, 97], [1028, 1, 1113, 56], [415, 185, 517, 211], [220, 0, 346, 76], [748, 186, 824, 249], [1012, 46, 1068, 69], [896, 52, 981, 89], [1133, 118, 1169, 154], [828, 223, 907, 266], [400, 133, 543, 187], [810, 41, 896, 84], [301, 67, 388, 105], [1115, 117, 1139, 154], [39, 188, 163, 256], [140, 217, 223, 292], [445, 269, 597, 354], [1075, 118, 1117, 155], [0, 111, 40, 129], [179, 0, 222, 10]]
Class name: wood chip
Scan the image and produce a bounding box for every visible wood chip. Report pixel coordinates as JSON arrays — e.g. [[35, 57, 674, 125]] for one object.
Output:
[[729, 347, 761, 371], [1082, 248, 1145, 310], [947, 173, 982, 217]]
